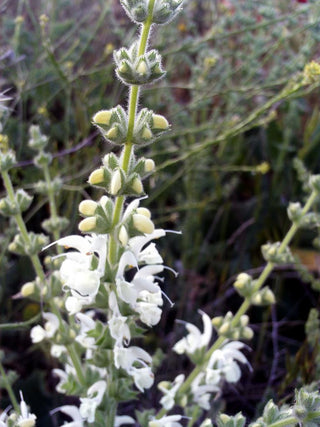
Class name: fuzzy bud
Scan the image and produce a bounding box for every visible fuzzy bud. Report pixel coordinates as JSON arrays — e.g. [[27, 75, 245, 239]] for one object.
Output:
[[119, 225, 129, 246], [144, 158, 155, 172], [88, 168, 105, 185], [92, 110, 112, 126], [133, 213, 155, 234], [110, 169, 122, 195], [79, 200, 98, 216], [78, 217, 97, 232], [136, 207, 151, 218], [21, 282, 35, 297], [131, 177, 143, 194]]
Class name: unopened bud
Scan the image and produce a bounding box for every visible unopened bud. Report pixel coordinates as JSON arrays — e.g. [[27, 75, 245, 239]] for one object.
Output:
[[79, 200, 98, 216], [136, 207, 151, 218], [145, 158, 155, 172], [132, 177, 143, 194], [110, 169, 122, 195], [137, 60, 148, 75], [21, 282, 35, 297], [119, 225, 129, 246], [243, 327, 254, 340], [92, 110, 112, 125], [78, 217, 97, 232], [152, 114, 169, 130], [88, 168, 105, 185], [106, 126, 118, 140], [142, 127, 152, 140], [133, 214, 155, 234], [218, 322, 230, 335]]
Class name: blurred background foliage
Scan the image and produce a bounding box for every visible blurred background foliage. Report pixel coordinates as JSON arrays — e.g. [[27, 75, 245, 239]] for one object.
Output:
[[2, 0, 320, 423]]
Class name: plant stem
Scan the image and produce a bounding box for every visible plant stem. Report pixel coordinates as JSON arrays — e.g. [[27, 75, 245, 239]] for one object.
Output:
[[268, 417, 298, 427], [0, 360, 20, 413], [108, 0, 156, 266], [66, 344, 86, 387], [1, 170, 46, 283], [42, 161, 61, 243]]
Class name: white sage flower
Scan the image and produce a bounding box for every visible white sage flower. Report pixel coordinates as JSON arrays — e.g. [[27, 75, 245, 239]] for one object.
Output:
[[206, 341, 250, 385], [158, 374, 185, 410], [51, 405, 83, 427], [75, 312, 96, 349], [30, 312, 59, 343], [173, 310, 213, 355], [79, 380, 107, 423], [191, 373, 220, 410], [149, 414, 183, 427], [17, 391, 37, 427], [114, 415, 135, 426]]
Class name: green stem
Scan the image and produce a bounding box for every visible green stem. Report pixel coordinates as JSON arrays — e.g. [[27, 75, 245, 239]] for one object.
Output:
[[0, 360, 20, 413], [42, 160, 61, 243], [0, 313, 41, 330], [1, 170, 46, 283], [66, 344, 86, 387], [176, 189, 319, 402], [108, 0, 156, 266], [268, 417, 298, 427]]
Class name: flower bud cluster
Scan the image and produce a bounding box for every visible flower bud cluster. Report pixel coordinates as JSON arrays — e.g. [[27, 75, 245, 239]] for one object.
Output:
[[233, 272, 254, 298], [217, 412, 246, 427], [261, 242, 294, 264], [0, 149, 16, 172], [9, 232, 49, 256], [78, 195, 114, 233], [120, 0, 183, 25], [114, 42, 165, 86], [34, 177, 63, 195], [41, 216, 70, 234], [212, 312, 254, 341], [28, 125, 48, 151], [309, 174, 320, 194], [92, 106, 128, 146], [250, 286, 275, 306], [0, 189, 33, 216], [93, 107, 169, 147]]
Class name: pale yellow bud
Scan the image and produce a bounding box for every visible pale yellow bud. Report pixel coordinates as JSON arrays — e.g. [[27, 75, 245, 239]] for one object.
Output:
[[218, 322, 230, 335], [106, 126, 118, 139], [265, 289, 276, 304], [92, 110, 112, 125], [119, 225, 129, 246], [240, 315, 249, 327], [219, 414, 231, 423], [252, 293, 262, 305], [133, 214, 155, 234], [78, 200, 98, 216], [53, 297, 63, 309], [142, 127, 152, 140], [137, 60, 148, 75], [41, 285, 48, 296], [144, 158, 155, 172], [78, 217, 97, 232], [136, 207, 151, 218], [243, 327, 254, 340], [152, 114, 169, 130], [69, 329, 76, 339], [88, 168, 105, 185], [110, 169, 122, 195], [212, 316, 222, 327], [132, 177, 143, 194], [21, 282, 35, 297], [158, 381, 170, 390], [119, 62, 129, 73]]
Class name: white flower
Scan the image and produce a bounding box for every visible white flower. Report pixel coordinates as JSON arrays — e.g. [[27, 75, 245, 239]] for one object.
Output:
[[79, 380, 107, 423], [135, 301, 162, 326], [130, 366, 154, 392], [149, 414, 183, 427], [108, 292, 131, 345], [65, 296, 84, 315], [50, 344, 66, 358], [114, 415, 135, 426], [158, 374, 185, 410], [191, 373, 220, 410], [75, 312, 96, 349], [17, 392, 37, 427], [114, 346, 152, 372], [53, 364, 76, 394], [206, 341, 250, 385], [30, 312, 59, 343], [173, 310, 213, 355], [51, 405, 83, 427]]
